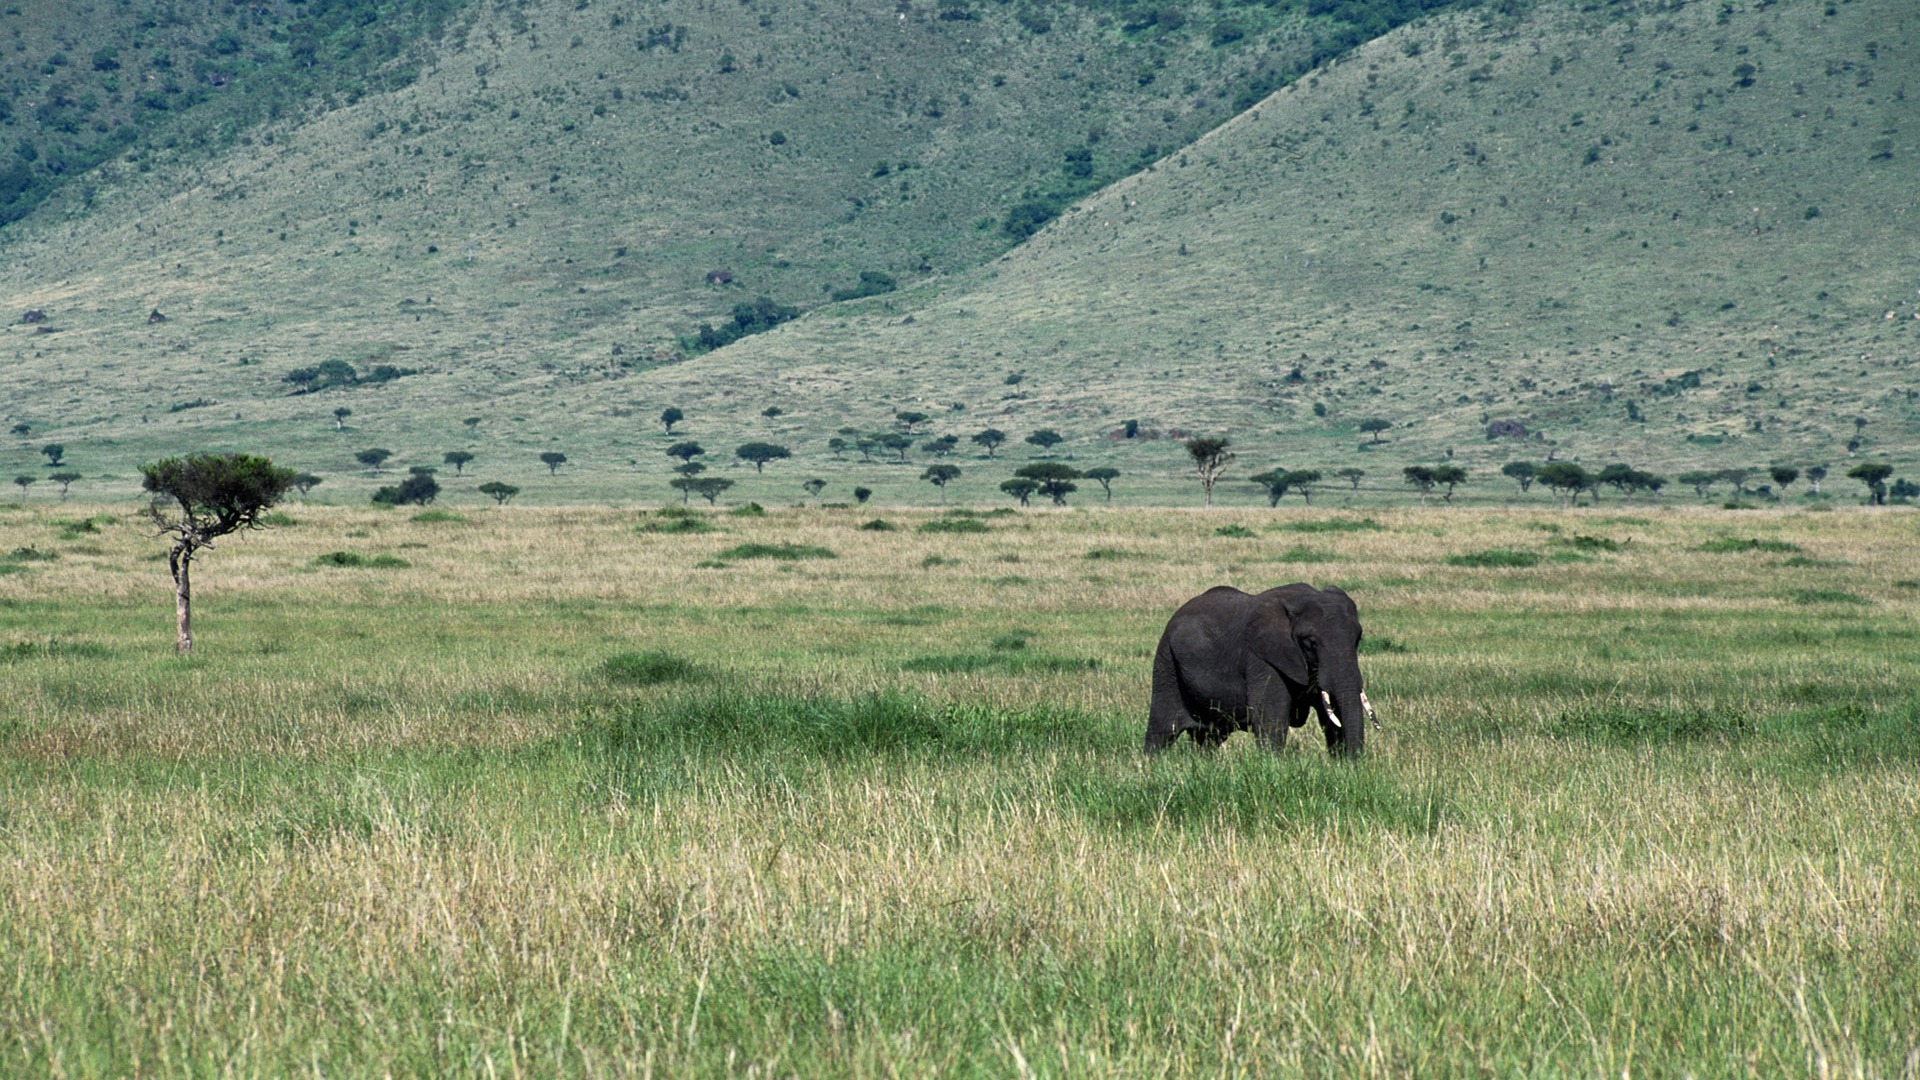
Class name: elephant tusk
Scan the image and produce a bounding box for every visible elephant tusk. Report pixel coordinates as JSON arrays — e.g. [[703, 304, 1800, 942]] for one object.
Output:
[[1320, 690, 1343, 729], [1361, 690, 1379, 727]]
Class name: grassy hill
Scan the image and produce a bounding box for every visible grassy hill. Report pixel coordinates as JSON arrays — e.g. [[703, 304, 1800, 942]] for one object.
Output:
[[1, 0, 1916, 508]]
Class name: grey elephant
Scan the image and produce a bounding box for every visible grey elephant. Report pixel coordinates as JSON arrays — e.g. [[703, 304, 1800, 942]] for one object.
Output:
[[1144, 583, 1375, 755]]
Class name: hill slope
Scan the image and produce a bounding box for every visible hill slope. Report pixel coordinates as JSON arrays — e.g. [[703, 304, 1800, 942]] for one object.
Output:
[[2, 0, 1916, 506], [691, 0, 1919, 494]]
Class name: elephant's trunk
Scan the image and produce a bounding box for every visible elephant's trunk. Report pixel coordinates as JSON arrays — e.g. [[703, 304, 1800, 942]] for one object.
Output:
[[1317, 661, 1367, 756]]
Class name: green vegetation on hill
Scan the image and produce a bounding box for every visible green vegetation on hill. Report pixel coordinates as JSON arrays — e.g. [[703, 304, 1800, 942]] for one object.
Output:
[[0, 0, 1915, 505]]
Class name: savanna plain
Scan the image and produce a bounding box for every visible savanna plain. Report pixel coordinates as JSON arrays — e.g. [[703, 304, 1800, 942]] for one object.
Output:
[[2, 499, 1917, 1076]]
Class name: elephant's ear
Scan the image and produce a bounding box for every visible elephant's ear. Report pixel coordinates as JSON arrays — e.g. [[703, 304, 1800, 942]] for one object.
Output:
[[1249, 593, 1311, 684]]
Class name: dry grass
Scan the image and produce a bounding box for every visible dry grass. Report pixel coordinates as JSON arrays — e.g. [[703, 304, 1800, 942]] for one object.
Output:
[[2, 500, 1918, 1074]]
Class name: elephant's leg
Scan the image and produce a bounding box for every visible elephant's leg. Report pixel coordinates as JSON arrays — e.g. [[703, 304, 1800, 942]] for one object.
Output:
[[1144, 641, 1196, 753], [1248, 669, 1292, 752]]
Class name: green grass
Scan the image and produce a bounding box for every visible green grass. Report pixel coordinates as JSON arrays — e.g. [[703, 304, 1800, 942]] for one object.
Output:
[[1445, 548, 1541, 568], [3, 501, 1919, 1074], [1698, 537, 1803, 554], [717, 542, 837, 560]]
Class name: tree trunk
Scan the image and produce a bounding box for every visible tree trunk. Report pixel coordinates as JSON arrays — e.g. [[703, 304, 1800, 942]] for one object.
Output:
[[171, 546, 193, 654]]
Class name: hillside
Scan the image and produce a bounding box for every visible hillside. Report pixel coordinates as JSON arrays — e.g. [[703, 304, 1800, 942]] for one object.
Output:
[[1, 0, 1916, 508], [693, 0, 1920, 495]]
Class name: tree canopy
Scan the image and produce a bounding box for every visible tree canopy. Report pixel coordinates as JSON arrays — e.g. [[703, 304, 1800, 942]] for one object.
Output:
[[140, 452, 295, 653], [736, 442, 793, 472]]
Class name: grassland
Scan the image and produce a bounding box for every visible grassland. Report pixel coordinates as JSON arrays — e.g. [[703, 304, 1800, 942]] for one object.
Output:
[[3, 499, 1918, 1075]]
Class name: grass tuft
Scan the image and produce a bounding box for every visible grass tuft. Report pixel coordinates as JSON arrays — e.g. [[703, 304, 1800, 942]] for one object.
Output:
[[411, 509, 466, 524], [598, 650, 707, 686], [1698, 537, 1801, 553], [1283, 518, 1385, 534], [858, 518, 896, 531], [717, 542, 836, 560], [918, 517, 989, 534], [1789, 588, 1868, 606], [1213, 524, 1258, 538], [1446, 549, 1540, 568], [312, 551, 410, 568]]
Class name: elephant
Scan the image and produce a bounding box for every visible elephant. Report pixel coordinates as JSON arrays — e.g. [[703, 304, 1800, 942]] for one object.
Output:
[[1144, 583, 1375, 755]]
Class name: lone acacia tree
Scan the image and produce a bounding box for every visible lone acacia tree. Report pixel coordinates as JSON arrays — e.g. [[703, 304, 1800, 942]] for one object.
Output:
[[1025, 429, 1064, 455], [1769, 465, 1799, 503], [735, 442, 792, 472], [661, 407, 685, 434], [1082, 466, 1120, 503], [539, 451, 569, 474], [1187, 437, 1234, 506], [1847, 461, 1893, 504], [444, 451, 475, 475], [48, 471, 81, 500], [920, 463, 961, 503], [1335, 467, 1366, 491], [1248, 469, 1292, 507], [141, 452, 295, 653], [971, 428, 1007, 458], [1286, 469, 1322, 505], [479, 481, 519, 504]]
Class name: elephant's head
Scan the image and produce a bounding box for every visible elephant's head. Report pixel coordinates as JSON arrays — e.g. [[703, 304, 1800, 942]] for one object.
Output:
[[1278, 585, 1371, 755]]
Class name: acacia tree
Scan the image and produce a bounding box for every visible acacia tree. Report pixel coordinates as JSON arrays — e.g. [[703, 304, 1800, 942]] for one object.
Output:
[[48, 471, 80, 499], [1501, 461, 1536, 493], [674, 476, 735, 505], [1015, 462, 1079, 506], [802, 478, 827, 501], [1248, 469, 1291, 507], [971, 429, 1007, 458], [539, 451, 569, 474], [12, 475, 33, 498], [479, 481, 519, 504], [1432, 464, 1467, 504], [1187, 437, 1234, 506], [1000, 477, 1038, 506], [1535, 461, 1590, 508], [667, 441, 705, 468], [140, 452, 295, 653], [1678, 470, 1717, 498], [1807, 465, 1828, 496], [41, 444, 64, 466], [356, 448, 392, 471], [1082, 466, 1120, 503], [1402, 465, 1437, 505], [922, 435, 958, 457], [1847, 461, 1893, 505], [736, 442, 792, 472], [292, 472, 323, 497], [1334, 467, 1365, 491], [921, 463, 962, 503], [1769, 465, 1799, 503], [876, 433, 913, 462], [894, 410, 929, 433], [333, 407, 352, 430], [1358, 419, 1391, 444], [661, 407, 684, 434], [1024, 429, 1064, 455], [1285, 469, 1322, 505], [444, 451, 475, 476]]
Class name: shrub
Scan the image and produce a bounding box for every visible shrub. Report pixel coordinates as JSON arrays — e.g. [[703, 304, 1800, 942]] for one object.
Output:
[[718, 543, 836, 560], [1214, 524, 1258, 538], [858, 519, 896, 532], [1790, 589, 1868, 606], [1446, 549, 1541, 568], [411, 509, 466, 524]]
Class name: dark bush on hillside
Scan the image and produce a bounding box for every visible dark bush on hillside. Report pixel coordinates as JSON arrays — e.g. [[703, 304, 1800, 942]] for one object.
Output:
[[830, 271, 898, 302], [683, 296, 800, 354]]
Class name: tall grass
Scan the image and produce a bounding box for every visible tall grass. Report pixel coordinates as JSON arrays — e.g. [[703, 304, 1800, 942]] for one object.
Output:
[[2, 502, 1917, 1074]]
